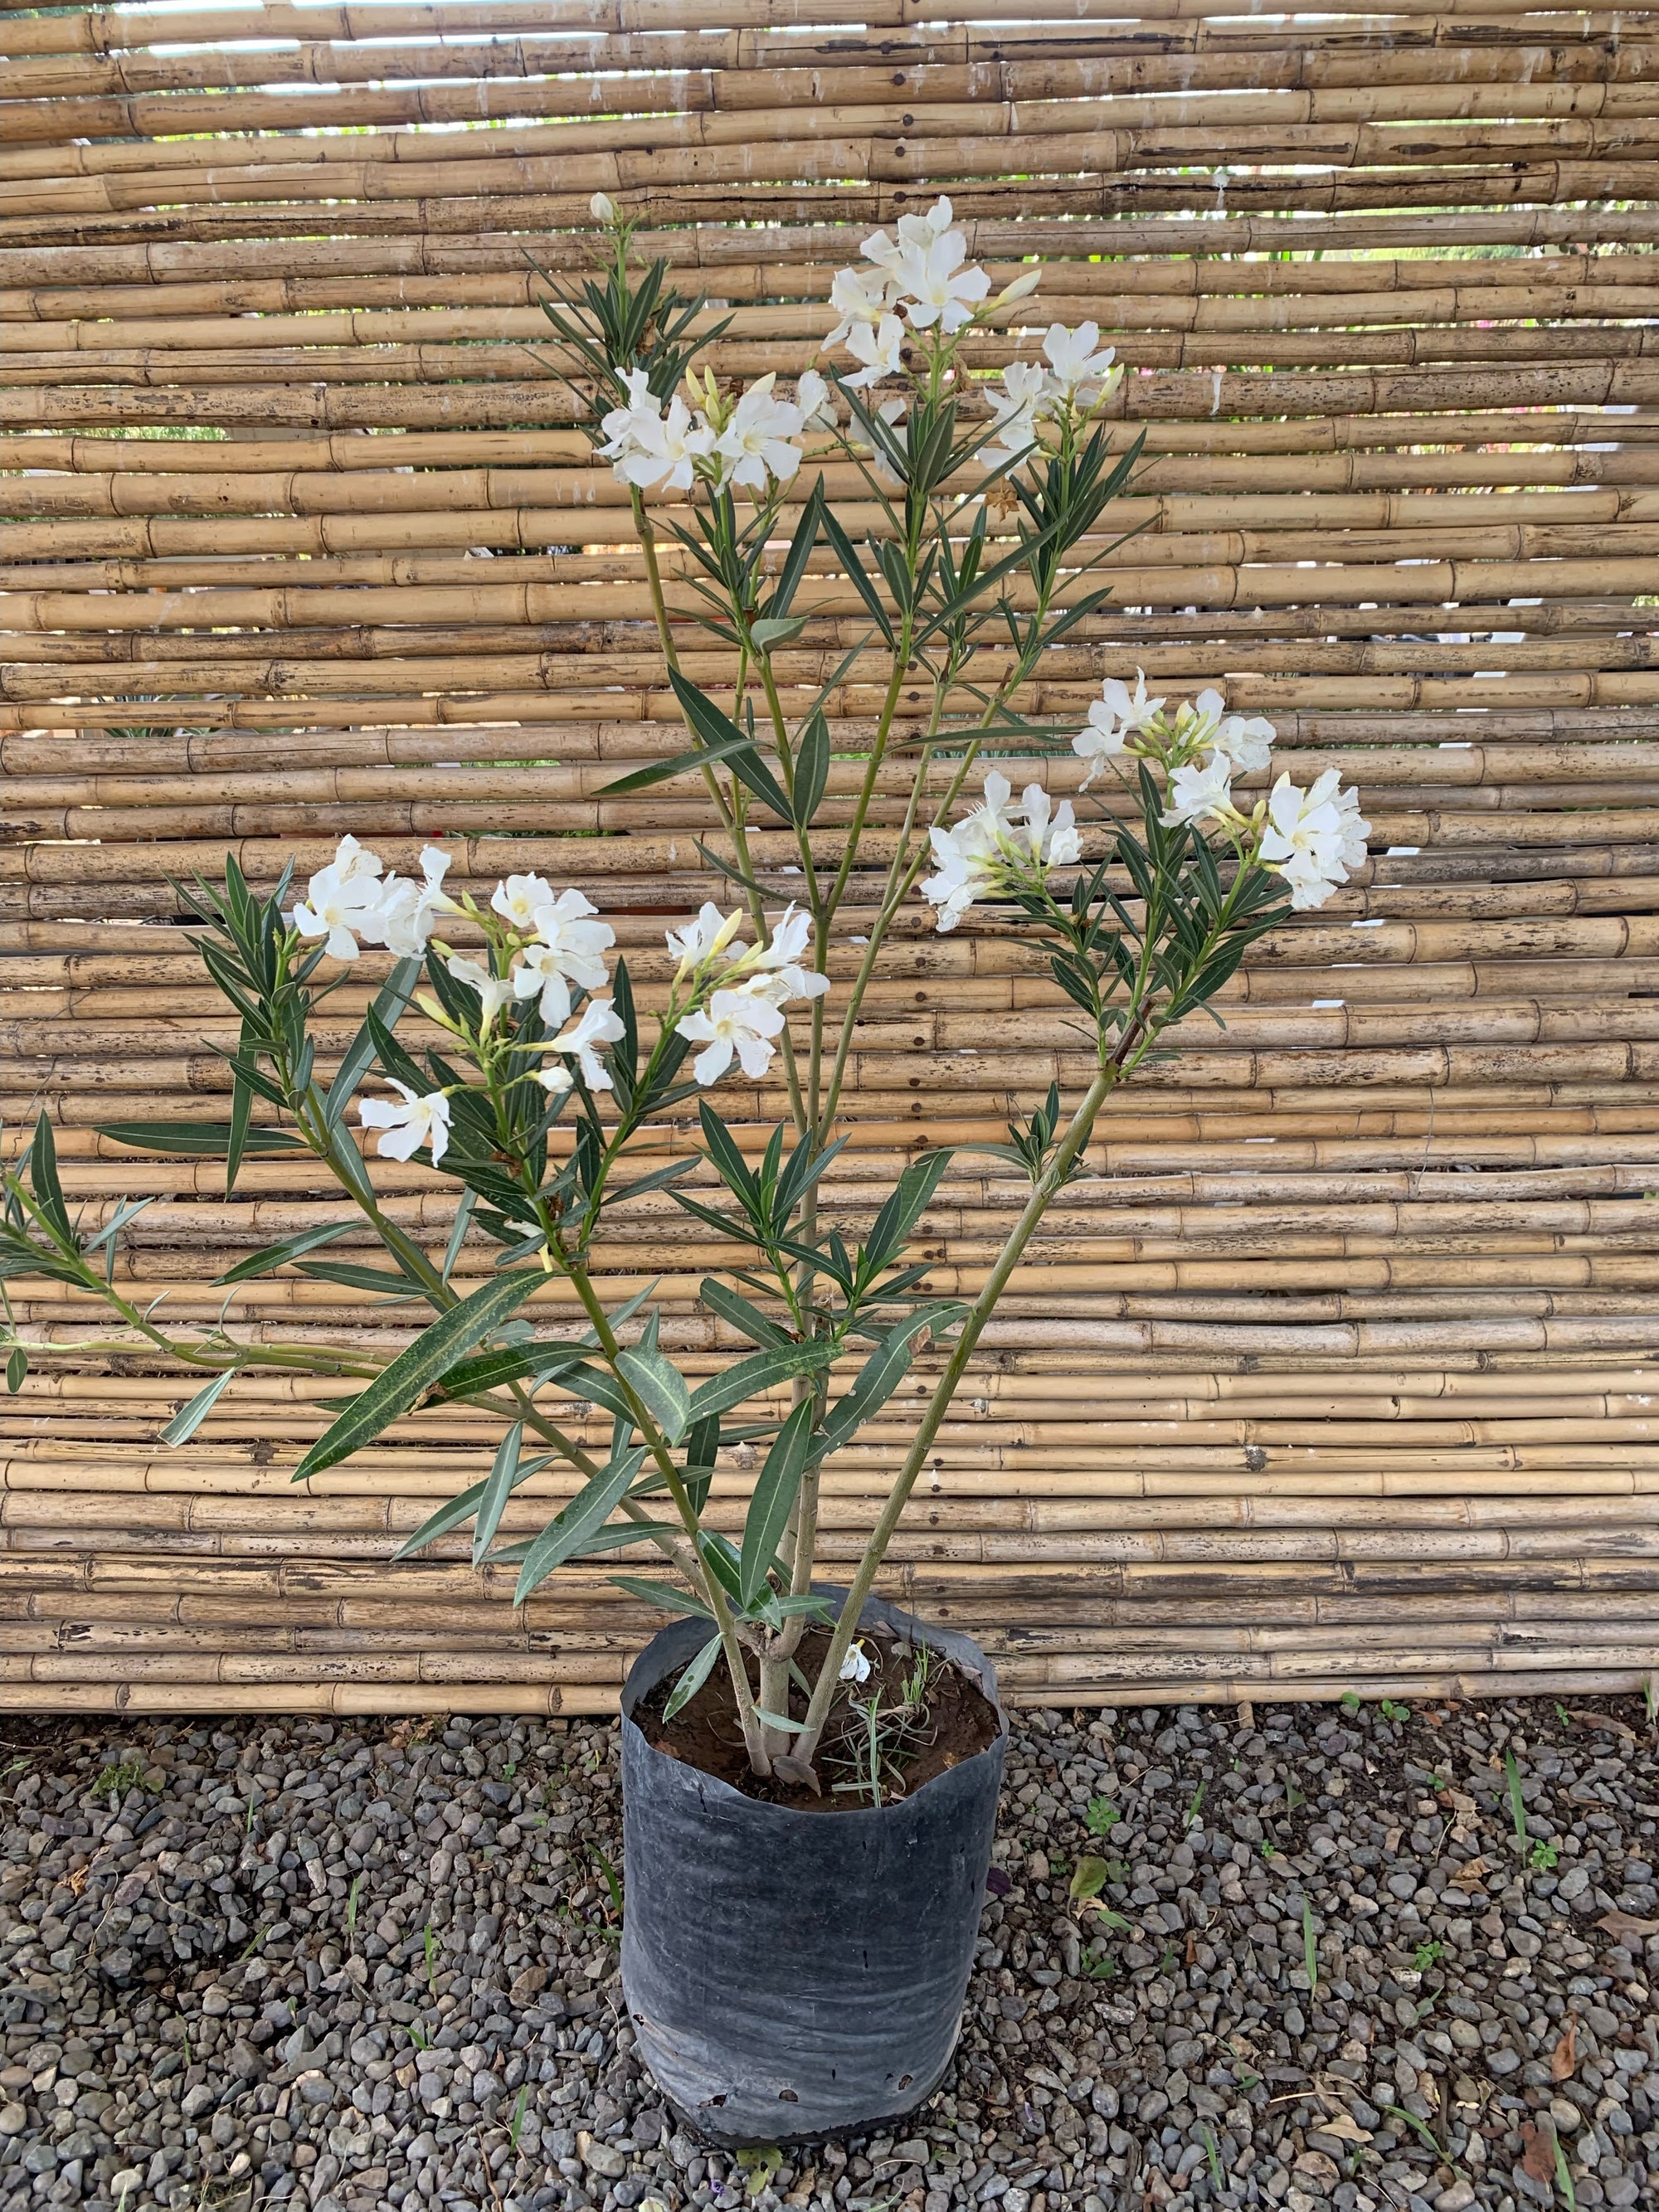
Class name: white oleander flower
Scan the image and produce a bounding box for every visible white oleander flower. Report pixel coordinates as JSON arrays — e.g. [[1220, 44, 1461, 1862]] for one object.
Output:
[[795, 368, 837, 429], [734, 903, 832, 1004], [843, 312, 906, 389], [825, 264, 892, 348], [446, 955, 516, 1033], [839, 1640, 873, 1685], [666, 902, 746, 977], [1258, 771, 1370, 909], [491, 873, 556, 932], [711, 372, 805, 490], [1073, 702, 1128, 790], [547, 995, 627, 1090], [984, 360, 1050, 470], [1101, 669, 1165, 736], [1161, 754, 1237, 831], [600, 382, 713, 493], [513, 889, 615, 1024], [920, 770, 1021, 931], [290, 837, 388, 960], [371, 845, 455, 958], [1209, 712, 1277, 776], [358, 1080, 450, 1166], [891, 225, 990, 334], [1011, 783, 1081, 870], [591, 192, 618, 222], [1041, 321, 1121, 410], [675, 987, 787, 1086]]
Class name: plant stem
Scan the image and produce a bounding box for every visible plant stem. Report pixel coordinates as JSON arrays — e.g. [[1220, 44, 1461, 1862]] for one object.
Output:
[[793, 1060, 1119, 1762]]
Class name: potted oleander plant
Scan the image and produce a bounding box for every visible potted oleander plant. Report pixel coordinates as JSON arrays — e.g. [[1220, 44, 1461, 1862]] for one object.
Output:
[[1, 194, 1365, 2144]]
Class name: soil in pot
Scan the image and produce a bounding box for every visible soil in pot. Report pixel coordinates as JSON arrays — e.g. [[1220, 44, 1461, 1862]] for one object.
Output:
[[633, 1620, 1000, 1811]]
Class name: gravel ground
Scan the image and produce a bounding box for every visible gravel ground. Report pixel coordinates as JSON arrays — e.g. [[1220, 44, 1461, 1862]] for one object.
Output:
[[3, 1691, 1657, 2212]]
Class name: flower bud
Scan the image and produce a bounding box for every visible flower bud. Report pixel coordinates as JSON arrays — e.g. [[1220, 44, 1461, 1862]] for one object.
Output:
[[993, 267, 1044, 308], [590, 191, 618, 223]]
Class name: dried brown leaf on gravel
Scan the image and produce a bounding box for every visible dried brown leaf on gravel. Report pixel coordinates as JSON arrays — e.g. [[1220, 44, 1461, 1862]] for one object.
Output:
[[1520, 2122, 1559, 2185], [1549, 2017, 1577, 2081]]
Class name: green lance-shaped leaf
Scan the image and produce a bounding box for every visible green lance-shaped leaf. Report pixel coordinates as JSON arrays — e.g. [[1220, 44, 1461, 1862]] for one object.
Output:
[[159, 1365, 239, 1447], [292, 1271, 541, 1480], [663, 1630, 722, 1721], [97, 1121, 304, 1159], [474, 1422, 522, 1565], [666, 668, 793, 824], [686, 1340, 835, 1423], [738, 1397, 818, 1609], [615, 1344, 691, 1446], [25, 1115, 71, 1247], [815, 1303, 965, 1456], [5, 1345, 27, 1393], [609, 1575, 713, 1620], [216, 1219, 358, 1286], [861, 1148, 955, 1278], [791, 708, 830, 831], [698, 1278, 792, 1349], [513, 1444, 645, 1603], [392, 1451, 552, 1562]]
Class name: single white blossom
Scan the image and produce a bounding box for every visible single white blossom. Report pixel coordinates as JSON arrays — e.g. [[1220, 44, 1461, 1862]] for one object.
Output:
[[666, 902, 746, 977], [839, 1640, 873, 1685], [1041, 321, 1121, 410], [891, 226, 990, 334], [1209, 712, 1277, 776], [843, 312, 906, 389], [984, 359, 1050, 470], [358, 1079, 450, 1167], [491, 873, 557, 932], [1011, 782, 1081, 870], [548, 996, 627, 1091], [734, 903, 832, 1004], [591, 191, 618, 223], [513, 888, 615, 1024], [1073, 702, 1128, 789], [598, 372, 713, 493], [675, 987, 786, 1087], [795, 368, 837, 429], [1258, 771, 1370, 908], [1102, 669, 1165, 736], [289, 834, 388, 960], [446, 955, 516, 1033], [1161, 754, 1237, 830], [711, 372, 804, 491], [825, 263, 892, 348], [369, 845, 454, 957]]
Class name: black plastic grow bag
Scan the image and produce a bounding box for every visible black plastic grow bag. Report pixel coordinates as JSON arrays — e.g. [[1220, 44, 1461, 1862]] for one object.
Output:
[[619, 1593, 1006, 2147]]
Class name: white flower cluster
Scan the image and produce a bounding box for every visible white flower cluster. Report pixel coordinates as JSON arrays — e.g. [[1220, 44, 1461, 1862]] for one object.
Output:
[[289, 841, 833, 1166], [1072, 677, 1370, 910], [668, 901, 830, 1086], [825, 196, 1048, 391], [922, 770, 1081, 932], [596, 366, 831, 495], [1074, 677, 1273, 795], [984, 323, 1123, 470], [290, 835, 454, 963]]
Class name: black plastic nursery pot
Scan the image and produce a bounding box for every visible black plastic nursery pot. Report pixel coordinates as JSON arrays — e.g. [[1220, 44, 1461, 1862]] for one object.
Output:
[[618, 1593, 1007, 2149]]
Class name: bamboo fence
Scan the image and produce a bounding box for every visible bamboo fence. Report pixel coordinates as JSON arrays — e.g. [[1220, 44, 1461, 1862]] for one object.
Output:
[[3, 0, 1657, 1715]]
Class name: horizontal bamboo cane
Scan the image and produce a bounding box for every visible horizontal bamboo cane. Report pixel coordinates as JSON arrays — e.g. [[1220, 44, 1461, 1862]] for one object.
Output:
[[9, 32, 1653, 137]]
